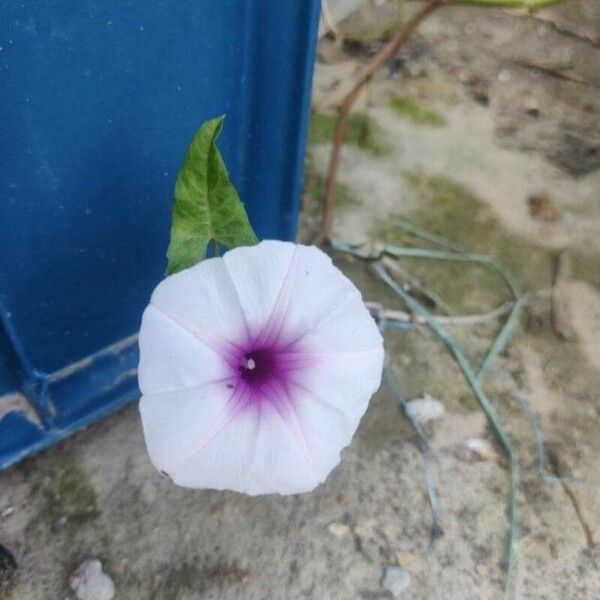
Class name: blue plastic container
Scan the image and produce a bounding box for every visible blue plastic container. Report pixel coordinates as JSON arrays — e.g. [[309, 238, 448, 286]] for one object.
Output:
[[0, 1, 321, 467]]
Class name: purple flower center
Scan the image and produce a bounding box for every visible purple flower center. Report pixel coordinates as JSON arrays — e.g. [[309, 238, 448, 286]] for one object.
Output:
[[223, 331, 314, 412], [238, 346, 276, 387]]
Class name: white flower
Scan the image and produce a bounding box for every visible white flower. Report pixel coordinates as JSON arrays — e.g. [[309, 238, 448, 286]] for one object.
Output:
[[138, 241, 384, 495]]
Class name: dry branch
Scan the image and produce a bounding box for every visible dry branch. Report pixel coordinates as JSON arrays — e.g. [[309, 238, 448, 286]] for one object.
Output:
[[313, 1, 446, 246]]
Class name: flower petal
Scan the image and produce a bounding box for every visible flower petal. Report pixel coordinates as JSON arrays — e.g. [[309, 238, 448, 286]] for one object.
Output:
[[139, 381, 234, 476], [245, 401, 322, 494], [138, 304, 231, 395], [285, 385, 358, 482], [294, 275, 383, 353], [275, 245, 369, 344], [222, 240, 296, 338], [150, 255, 250, 353], [290, 345, 384, 426], [168, 401, 319, 495]]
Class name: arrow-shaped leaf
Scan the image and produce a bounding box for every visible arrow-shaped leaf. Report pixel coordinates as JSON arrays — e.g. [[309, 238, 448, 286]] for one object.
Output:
[[165, 116, 258, 275]]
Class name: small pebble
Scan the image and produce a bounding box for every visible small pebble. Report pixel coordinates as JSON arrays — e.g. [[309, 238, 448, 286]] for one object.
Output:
[[399, 354, 411, 366], [70, 559, 115, 600], [327, 522, 350, 538], [0, 506, 14, 519], [498, 68, 511, 83], [465, 438, 496, 461], [406, 395, 445, 424], [529, 537, 554, 561], [211, 504, 225, 521], [528, 194, 560, 222], [382, 565, 411, 597], [353, 525, 369, 537], [395, 551, 421, 573], [475, 564, 489, 577]]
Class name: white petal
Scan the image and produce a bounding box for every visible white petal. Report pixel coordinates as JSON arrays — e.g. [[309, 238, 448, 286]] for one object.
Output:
[[299, 302, 383, 353], [222, 240, 296, 337], [168, 400, 318, 495], [244, 401, 321, 494], [280, 343, 384, 479], [285, 243, 384, 412], [139, 381, 234, 476], [170, 406, 262, 492], [224, 242, 381, 348], [150, 255, 250, 351], [273, 244, 370, 344], [138, 304, 230, 395], [286, 385, 358, 481], [141, 374, 319, 495], [290, 345, 384, 423]]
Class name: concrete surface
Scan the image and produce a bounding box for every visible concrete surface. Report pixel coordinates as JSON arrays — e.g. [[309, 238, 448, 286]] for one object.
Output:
[[2, 3, 600, 599]]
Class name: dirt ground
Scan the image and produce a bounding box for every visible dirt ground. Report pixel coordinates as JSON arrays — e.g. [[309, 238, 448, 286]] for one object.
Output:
[[2, 3, 600, 599]]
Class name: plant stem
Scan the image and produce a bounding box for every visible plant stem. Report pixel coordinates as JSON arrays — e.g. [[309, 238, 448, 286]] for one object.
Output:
[[313, 1, 446, 246], [373, 260, 520, 600]]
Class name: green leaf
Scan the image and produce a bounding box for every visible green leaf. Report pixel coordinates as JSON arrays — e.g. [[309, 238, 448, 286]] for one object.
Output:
[[165, 116, 258, 275]]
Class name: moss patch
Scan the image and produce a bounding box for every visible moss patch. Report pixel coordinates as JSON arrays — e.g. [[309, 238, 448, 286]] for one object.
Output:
[[301, 109, 390, 238], [309, 110, 391, 156], [390, 97, 446, 127], [303, 165, 359, 210], [23, 452, 110, 600], [570, 250, 600, 291], [30, 458, 98, 531], [375, 170, 556, 313], [367, 169, 600, 420]]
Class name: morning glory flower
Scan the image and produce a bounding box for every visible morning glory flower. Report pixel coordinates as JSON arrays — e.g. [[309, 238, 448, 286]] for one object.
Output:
[[138, 240, 384, 495]]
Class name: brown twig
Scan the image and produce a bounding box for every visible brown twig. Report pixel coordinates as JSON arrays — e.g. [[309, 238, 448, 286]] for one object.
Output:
[[551, 250, 575, 340], [547, 448, 596, 548], [313, 1, 447, 246]]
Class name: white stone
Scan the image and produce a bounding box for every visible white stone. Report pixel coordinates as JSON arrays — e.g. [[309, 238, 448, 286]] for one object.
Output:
[[465, 438, 496, 461], [70, 559, 115, 600], [498, 68, 512, 83], [327, 522, 350, 538], [382, 565, 411, 597], [406, 396, 445, 424]]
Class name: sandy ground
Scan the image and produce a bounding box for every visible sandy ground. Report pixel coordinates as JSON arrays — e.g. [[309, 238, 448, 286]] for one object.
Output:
[[2, 3, 600, 599]]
